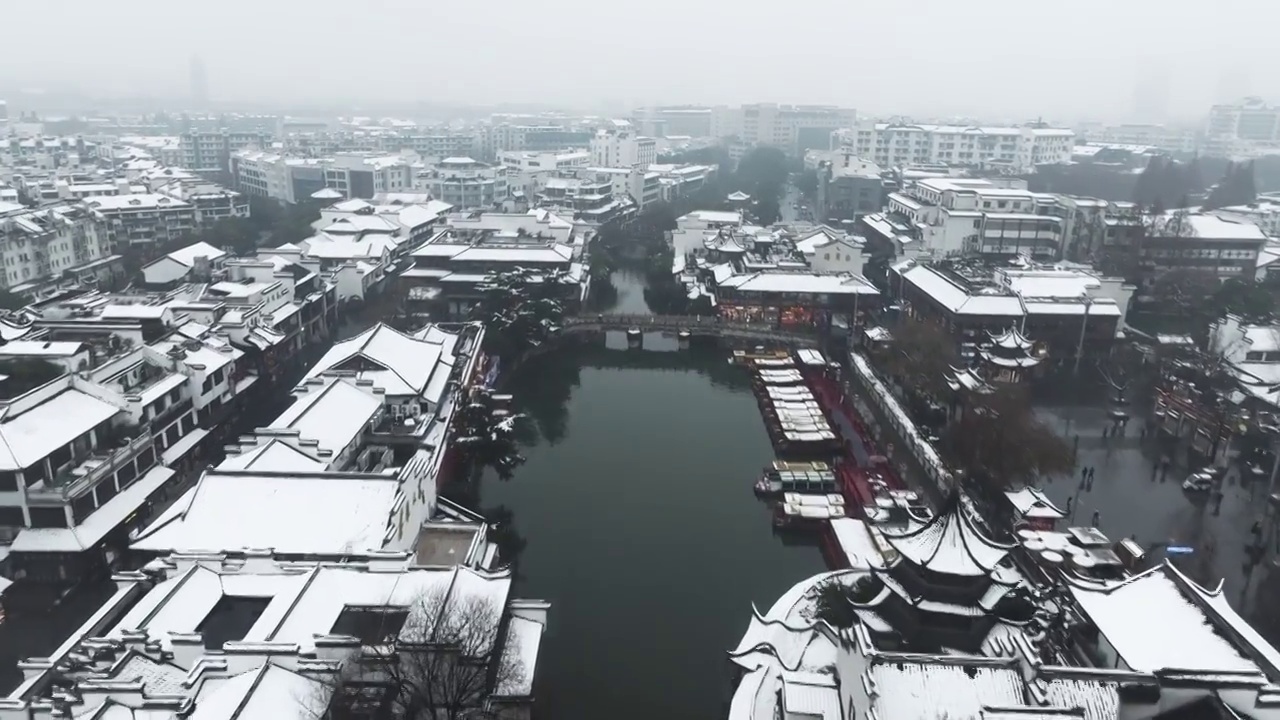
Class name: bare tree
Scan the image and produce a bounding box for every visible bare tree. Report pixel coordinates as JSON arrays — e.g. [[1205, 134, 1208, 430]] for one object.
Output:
[[884, 316, 958, 400], [942, 385, 1074, 492], [305, 585, 526, 720]]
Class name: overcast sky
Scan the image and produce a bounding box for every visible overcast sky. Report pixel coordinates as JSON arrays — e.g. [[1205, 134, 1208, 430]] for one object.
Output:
[[0, 0, 1273, 123]]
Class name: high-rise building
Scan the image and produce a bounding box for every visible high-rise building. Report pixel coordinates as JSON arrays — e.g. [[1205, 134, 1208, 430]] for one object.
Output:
[[189, 55, 208, 108]]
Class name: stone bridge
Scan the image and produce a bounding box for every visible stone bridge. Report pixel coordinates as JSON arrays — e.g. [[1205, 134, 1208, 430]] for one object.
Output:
[[561, 314, 818, 343]]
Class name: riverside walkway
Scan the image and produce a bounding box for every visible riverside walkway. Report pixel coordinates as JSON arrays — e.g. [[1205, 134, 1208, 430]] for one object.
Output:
[[562, 314, 818, 343]]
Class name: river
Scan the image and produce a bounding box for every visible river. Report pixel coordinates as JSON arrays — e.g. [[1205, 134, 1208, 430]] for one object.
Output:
[[480, 270, 826, 719]]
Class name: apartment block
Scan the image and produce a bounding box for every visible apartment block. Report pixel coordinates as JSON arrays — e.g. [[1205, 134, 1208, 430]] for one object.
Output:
[[834, 122, 1074, 172]]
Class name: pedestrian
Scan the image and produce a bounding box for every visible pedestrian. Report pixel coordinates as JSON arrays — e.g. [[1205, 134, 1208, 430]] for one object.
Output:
[[1066, 495, 1074, 513], [1091, 510, 1101, 528], [1073, 434, 1080, 451], [1087, 467, 1095, 490], [1102, 426, 1109, 440], [1081, 466, 1088, 483]]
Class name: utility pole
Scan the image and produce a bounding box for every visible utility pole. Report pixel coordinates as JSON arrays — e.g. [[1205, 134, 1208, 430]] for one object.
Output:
[[1073, 294, 1092, 376]]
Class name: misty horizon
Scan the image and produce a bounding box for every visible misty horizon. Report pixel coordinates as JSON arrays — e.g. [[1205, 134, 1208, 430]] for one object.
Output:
[[1, 0, 1274, 123]]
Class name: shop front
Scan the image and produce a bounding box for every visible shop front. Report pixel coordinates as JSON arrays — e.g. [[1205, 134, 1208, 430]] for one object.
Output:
[[719, 304, 780, 325]]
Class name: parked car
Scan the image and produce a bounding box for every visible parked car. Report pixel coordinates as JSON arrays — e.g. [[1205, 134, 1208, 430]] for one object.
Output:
[[1182, 467, 1221, 492]]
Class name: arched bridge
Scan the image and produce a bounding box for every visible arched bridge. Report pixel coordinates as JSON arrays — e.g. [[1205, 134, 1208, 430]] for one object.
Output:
[[562, 314, 819, 343]]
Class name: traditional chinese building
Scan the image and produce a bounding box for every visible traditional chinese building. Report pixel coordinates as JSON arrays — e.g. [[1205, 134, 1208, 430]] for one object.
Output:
[[851, 493, 1023, 652], [980, 326, 1043, 383]]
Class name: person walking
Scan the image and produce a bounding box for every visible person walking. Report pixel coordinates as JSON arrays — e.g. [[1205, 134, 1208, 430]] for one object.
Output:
[[1091, 510, 1101, 528], [1086, 466, 1095, 491]]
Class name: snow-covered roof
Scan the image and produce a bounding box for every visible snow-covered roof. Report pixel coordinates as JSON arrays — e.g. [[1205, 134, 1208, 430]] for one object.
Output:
[[866, 657, 1025, 720], [704, 229, 750, 253], [268, 377, 382, 458], [322, 215, 401, 234], [149, 337, 240, 377], [1065, 562, 1266, 675], [1003, 487, 1066, 520], [306, 323, 444, 398], [182, 662, 323, 720], [0, 389, 121, 471], [300, 232, 395, 261], [728, 570, 850, 674], [1240, 323, 1280, 354], [1152, 212, 1268, 241], [900, 264, 1024, 317], [311, 187, 343, 199], [0, 340, 86, 358], [719, 271, 879, 295], [104, 561, 513, 654], [682, 209, 743, 226], [163, 241, 227, 268], [86, 194, 192, 212], [880, 493, 1013, 577], [217, 438, 329, 472], [100, 304, 169, 320], [988, 326, 1033, 351], [11, 466, 176, 552], [495, 614, 546, 697], [129, 470, 402, 555], [946, 366, 994, 394]]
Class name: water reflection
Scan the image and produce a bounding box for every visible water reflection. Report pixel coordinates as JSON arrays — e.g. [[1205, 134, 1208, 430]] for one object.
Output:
[[588, 269, 650, 313], [484, 339, 825, 720]]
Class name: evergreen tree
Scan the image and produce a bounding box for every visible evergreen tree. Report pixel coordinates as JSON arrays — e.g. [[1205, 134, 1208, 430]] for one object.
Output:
[[1242, 160, 1258, 203], [1203, 162, 1255, 210]]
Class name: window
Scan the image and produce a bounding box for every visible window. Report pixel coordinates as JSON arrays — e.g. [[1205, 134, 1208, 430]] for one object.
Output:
[[330, 607, 410, 644], [116, 461, 137, 488], [0, 506, 24, 527], [0, 472, 17, 492], [29, 506, 67, 528], [71, 492, 97, 524]]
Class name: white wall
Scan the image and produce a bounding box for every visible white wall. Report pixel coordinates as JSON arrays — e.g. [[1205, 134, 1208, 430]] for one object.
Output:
[[809, 240, 865, 275]]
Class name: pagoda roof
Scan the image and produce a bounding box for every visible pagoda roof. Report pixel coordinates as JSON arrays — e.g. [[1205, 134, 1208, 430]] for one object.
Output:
[[1004, 487, 1066, 520], [880, 492, 1014, 577], [946, 366, 994, 394], [705, 229, 749, 253], [988, 326, 1034, 351], [981, 350, 1043, 369]]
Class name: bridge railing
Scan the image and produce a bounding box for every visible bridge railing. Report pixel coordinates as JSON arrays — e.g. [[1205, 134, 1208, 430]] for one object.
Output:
[[562, 314, 819, 338], [564, 314, 721, 328]]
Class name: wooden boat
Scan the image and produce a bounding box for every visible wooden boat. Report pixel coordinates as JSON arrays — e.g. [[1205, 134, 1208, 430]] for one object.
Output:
[[768, 461, 832, 473], [772, 500, 846, 530], [732, 348, 791, 366], [754, 467, 839, 495]]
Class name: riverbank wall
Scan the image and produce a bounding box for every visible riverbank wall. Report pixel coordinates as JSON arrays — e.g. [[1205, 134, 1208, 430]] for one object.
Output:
[[842, 351, 954, 507]]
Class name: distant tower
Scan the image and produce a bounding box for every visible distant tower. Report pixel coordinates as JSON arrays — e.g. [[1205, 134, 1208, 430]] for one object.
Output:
[[189, 55, 208, 109]]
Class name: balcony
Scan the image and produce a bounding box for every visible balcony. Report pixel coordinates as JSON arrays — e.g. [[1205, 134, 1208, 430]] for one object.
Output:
[[30, 434, 155, 502]]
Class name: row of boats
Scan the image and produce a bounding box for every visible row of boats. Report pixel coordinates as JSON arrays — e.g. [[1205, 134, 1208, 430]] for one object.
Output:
[[744, 348, 932, 534], [752, 366, 841, 455]]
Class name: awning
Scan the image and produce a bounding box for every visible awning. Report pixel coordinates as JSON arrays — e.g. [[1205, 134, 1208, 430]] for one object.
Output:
[[161, 428, 210, 466]]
